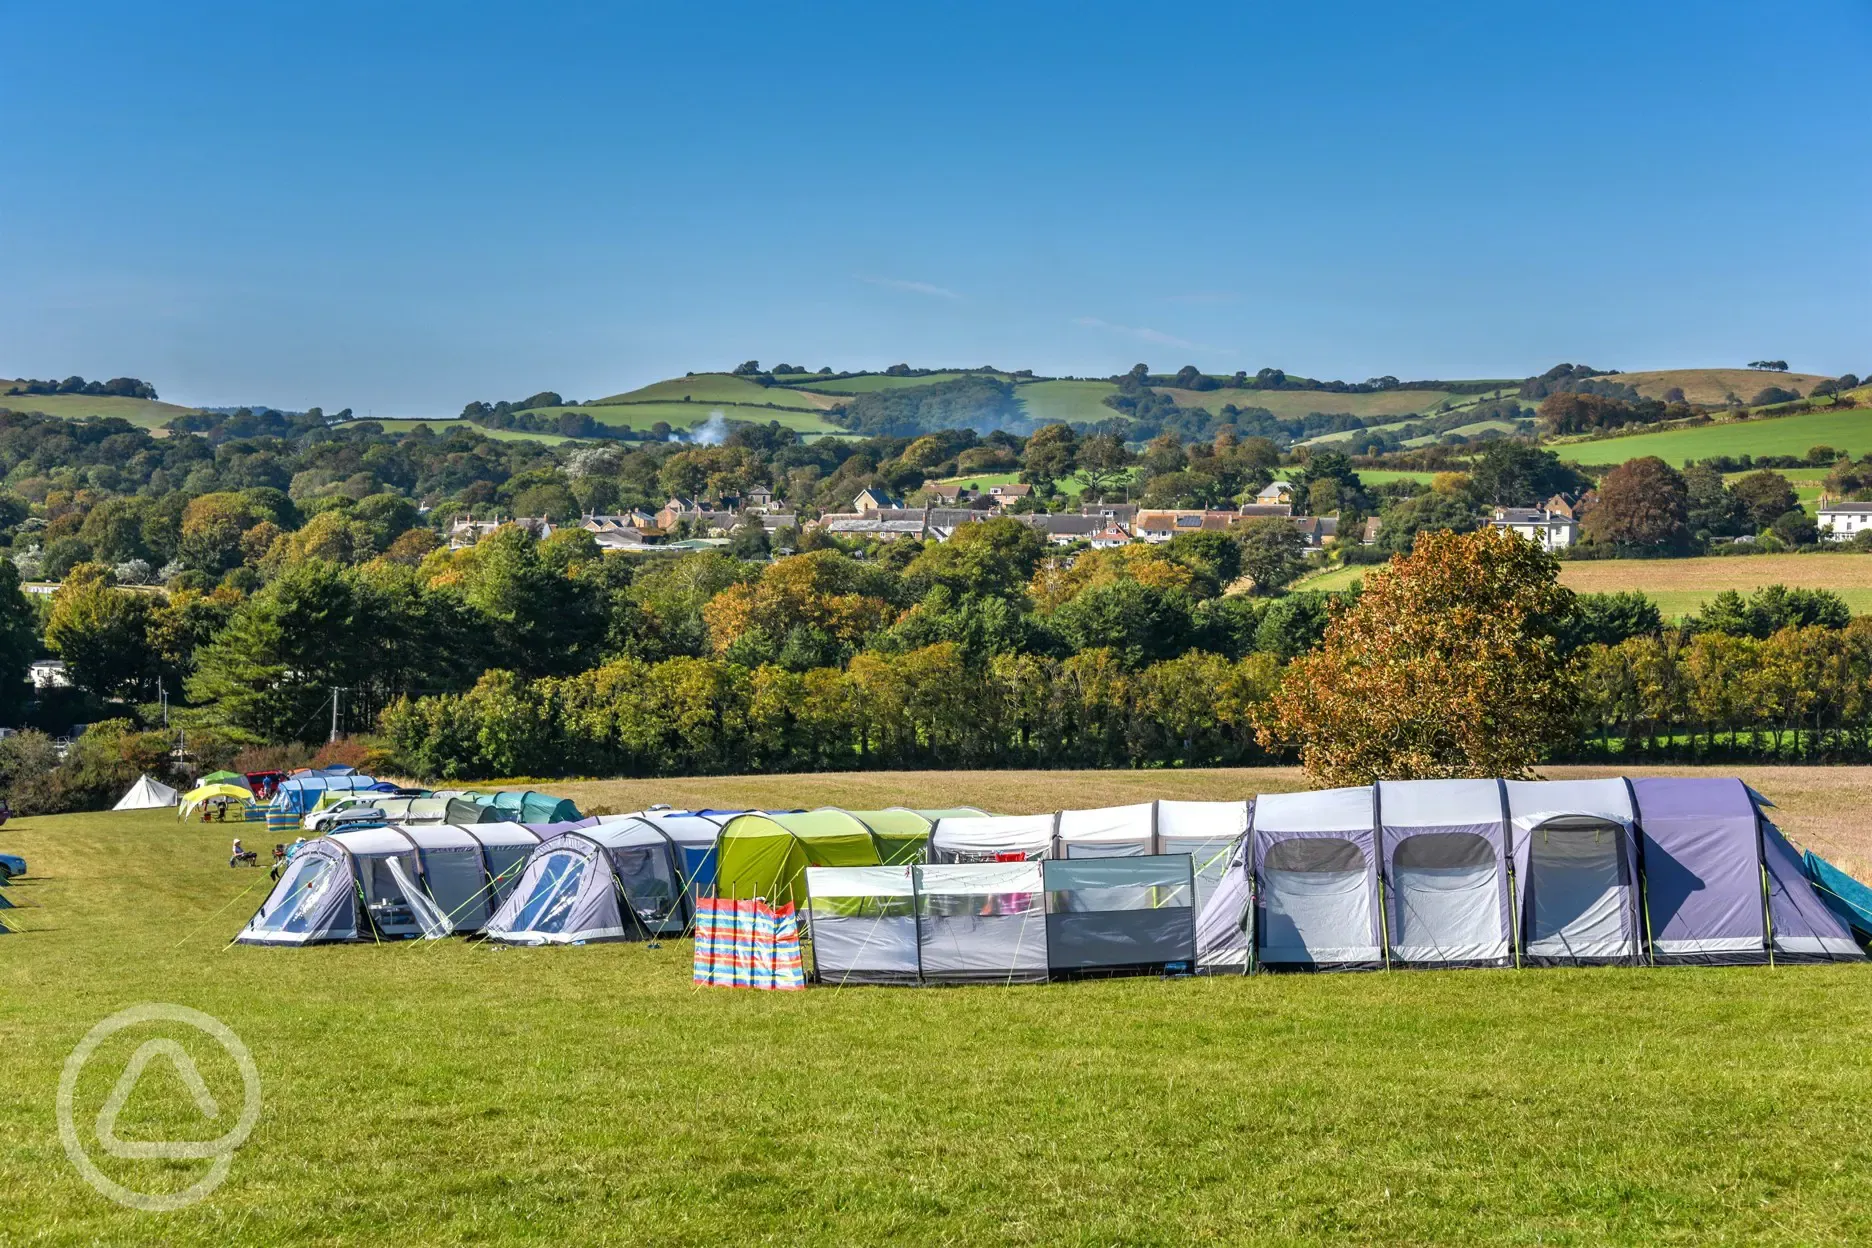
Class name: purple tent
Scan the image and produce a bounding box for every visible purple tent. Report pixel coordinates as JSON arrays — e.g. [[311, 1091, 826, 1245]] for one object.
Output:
[[1633, 777, 1862, 965], [1251, 787, 1381, 970], [1376, 779, 1513, 967]]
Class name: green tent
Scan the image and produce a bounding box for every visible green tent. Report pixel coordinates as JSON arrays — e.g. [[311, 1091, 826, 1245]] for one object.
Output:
[[201, 770, 249, 787], [714, 807, 985, 907]]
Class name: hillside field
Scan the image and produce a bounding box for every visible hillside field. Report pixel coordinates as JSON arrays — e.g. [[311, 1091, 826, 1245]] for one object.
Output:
[[1554, 407, 1872, 467], [2, 764, 1870, 1246], [597, 374, 842, 410], [546, 402, 843, 434], [1302, 553, 1872, 617], [0, 385, 200, 430], [1607, 368, 1830, 405], [337, 418, 579, 445]]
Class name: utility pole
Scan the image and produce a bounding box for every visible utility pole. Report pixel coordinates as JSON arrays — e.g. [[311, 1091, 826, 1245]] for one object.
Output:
[[329, 687, 341, 743]]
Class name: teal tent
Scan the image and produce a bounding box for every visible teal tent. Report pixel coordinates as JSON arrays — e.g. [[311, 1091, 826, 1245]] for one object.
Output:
[[479, 790, 582, 824], [1804, 850, 1872, 945]]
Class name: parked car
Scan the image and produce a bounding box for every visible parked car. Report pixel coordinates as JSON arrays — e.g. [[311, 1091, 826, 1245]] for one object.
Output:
[[302, 799, 388, 833], [0, 851, 26, 881]]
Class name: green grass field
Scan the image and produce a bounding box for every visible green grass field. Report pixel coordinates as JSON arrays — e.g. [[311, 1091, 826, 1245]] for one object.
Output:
[[1357, 469, 1440, 487], [0, 386, 201, 430], [1554, 408, 1872, 467], [1011, 379, 1124, 426], [3, 765, 1871, 1245], [785, 372, 996, 395], [596, 374, 841, 410], [1302, 553, 1872, 616], [571, 402, 843, 434], [1159, 385, 1466, 422]]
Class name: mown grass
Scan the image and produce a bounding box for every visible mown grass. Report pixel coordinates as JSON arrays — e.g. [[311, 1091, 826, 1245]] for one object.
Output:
[[790, 372, 995, 395], [1302, 553, 1872, 616], [1013, 378, 1124, 426], [4, 768, 1871, 1245], [336, 418, 580, 445], [577, 401, 843, 433]]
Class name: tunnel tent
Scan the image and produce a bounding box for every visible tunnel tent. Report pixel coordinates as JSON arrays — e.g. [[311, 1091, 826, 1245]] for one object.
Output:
[[1057, 803, 1156, 857], [1505, 778, 1641, 966], [928, 812, 1057, 863], [445, 797, 501, 825], [236, 823, 542, 945], [395, 796, 451, 825], [713, 810, 883, 908], [1632, 777, 1862, 965], [273, 772, 378, 815], [484, 817, 699, 945], [478, 790, 581, 824], [633, 810, 738, 910], [1375, 779, 1512, 968], [1251, 787, 1382, 970]]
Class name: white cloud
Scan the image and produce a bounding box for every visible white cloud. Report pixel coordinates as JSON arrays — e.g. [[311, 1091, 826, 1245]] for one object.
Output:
[[857, 274, 962, 301], [1072, 315, 1232, 355]]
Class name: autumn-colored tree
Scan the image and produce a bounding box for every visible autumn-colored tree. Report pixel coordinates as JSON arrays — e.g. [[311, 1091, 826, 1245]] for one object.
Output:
[[1255, 526, 1578, 784], [1580, 456, 1690, 549]]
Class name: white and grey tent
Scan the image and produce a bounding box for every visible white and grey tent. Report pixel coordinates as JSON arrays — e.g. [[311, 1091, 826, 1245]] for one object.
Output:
[[928, 813, 1058, 862], [237, 823, 542, 945], [1376, 779, 1513, 968], [1251, 787, 1383, 971], [929, 800, 1248, 883], [1505, 779, 1642, 966], [483, 815, 721, 945], [113, 775, 179, 811]]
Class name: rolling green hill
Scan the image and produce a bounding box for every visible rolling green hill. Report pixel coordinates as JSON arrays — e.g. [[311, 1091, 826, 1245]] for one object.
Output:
[[787, 371, 1006, 395], [338, 418, 580, 445], [594, 373, 840, 410], [1012, 378, 1123, 425], [0, 382, 200, 429], [1553, 406, 1872, 467]]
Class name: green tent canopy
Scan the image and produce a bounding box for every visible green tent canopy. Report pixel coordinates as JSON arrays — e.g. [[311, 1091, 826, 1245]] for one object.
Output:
[[200, 771, 249, 787], [714, 807, 986, 906]]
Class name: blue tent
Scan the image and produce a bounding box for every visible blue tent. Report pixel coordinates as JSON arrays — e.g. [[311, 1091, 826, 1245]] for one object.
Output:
[[1804, 850, 1872, 944], [274, 773, 378, 814]]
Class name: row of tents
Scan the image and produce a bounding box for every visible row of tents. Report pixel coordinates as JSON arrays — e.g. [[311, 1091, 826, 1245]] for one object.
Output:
[[234, 779, 1872, 984]]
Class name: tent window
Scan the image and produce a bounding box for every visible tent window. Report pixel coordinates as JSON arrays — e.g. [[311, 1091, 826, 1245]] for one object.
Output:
[[1266, 838, 1365, 874], [1395, 832, 1495, 874], [1525, 819, 1632, 960], [510, 852, 588, 934], [254, 858, 336, 934]]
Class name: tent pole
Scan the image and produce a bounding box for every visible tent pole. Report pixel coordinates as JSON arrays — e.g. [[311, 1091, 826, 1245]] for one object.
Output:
[[1498, 780, 1520, 970], [1755, 809, 1776, 969], [1622, 777, 1655, 967], [1373, 784, 1390, 972], [912, 865, 926, 987]]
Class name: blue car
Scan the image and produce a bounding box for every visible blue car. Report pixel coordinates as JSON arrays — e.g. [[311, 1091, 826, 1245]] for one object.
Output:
[[0, 851, 25, 881]]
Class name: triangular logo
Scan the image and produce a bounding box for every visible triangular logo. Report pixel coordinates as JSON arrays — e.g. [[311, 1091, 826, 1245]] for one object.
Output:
[[94, 1039, 221, 1159]]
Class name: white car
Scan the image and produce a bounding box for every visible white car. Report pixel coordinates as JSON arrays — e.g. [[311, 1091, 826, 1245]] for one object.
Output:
[[302, 799, 388, 833]]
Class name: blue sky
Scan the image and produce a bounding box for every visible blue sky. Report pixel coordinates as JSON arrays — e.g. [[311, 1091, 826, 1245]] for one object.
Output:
[[3, 1, 1868, 415]]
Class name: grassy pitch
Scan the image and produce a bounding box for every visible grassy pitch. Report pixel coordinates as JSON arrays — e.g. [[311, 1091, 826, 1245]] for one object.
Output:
[[2, 766, 1870, 1245]]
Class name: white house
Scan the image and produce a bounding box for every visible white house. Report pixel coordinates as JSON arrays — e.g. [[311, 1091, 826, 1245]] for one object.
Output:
[[1490, 506, 1577, 551], [29, 659, 70, 690], [1818, 501, 1872, 542]]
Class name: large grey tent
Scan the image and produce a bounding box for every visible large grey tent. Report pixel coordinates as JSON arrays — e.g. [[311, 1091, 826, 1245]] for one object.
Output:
[[237, 824, 541, 945], [484, 815, 721, 945]]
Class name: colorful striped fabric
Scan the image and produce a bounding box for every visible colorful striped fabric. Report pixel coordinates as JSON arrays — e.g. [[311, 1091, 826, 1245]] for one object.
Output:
[[693, 897, 805, 990]]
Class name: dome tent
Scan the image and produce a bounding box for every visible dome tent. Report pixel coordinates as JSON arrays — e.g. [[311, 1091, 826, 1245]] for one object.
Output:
[[237, 824, 542, 945], [484, 815, 723, 945]]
